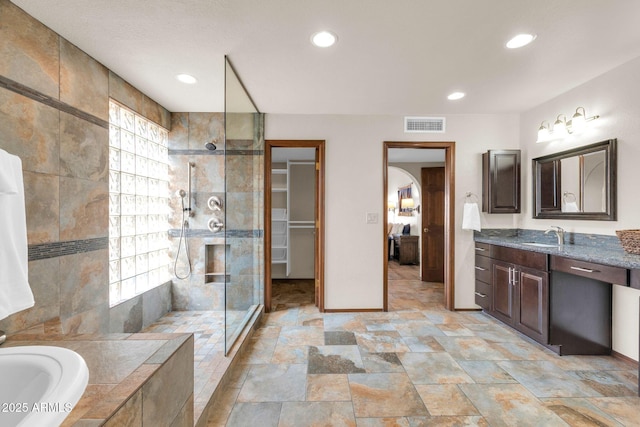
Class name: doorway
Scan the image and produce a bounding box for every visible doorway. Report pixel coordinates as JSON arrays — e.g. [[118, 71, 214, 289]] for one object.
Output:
[[383, 141, 455, 311], [265, 140, 325, 312]]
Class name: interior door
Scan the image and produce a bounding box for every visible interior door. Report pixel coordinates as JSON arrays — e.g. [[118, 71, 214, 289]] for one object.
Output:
[[421, 167, 445, 282]]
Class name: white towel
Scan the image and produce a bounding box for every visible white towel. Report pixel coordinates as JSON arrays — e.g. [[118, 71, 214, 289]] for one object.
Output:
[[0, 149, 34, 320], [0, 149, 19, 195], [462, 202, 482, 232], [563, 201, 580, 212]]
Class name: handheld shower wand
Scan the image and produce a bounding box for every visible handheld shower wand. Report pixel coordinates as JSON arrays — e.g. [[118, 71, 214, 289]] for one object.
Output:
[[173, 163, 195, 279]]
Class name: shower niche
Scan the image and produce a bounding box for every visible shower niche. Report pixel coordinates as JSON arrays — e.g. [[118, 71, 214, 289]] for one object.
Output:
[[205, 243, 230, 284]]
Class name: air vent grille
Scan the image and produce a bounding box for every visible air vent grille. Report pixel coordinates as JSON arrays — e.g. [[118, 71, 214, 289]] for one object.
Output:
[[404, 117, 445, 133]]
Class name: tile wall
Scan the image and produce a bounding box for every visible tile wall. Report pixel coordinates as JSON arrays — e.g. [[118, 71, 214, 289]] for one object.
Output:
[[167, 112, 264, 311], [0, 0, 171, 334]]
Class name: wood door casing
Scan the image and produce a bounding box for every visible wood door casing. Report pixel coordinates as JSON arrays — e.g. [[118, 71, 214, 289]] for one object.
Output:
[[265, 140, 325, 313], [421, 167, 445, 282], [383, 141, 456, 312]]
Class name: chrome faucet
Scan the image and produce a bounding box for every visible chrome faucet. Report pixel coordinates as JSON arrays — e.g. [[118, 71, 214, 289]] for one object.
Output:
[[545, 226, 565, 247]]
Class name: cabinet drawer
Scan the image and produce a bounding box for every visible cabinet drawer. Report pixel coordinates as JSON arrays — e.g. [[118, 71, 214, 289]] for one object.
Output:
[[474, 242, 492, 257], [474, 280, 492, 309], [475, 255, 492, 283], [492, 245, 548, 271], [551, 255, 628, 285], [631, 269, 640, 290]]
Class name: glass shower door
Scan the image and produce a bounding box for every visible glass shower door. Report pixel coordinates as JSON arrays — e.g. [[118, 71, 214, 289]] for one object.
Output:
[[223, 58, 264, 354]]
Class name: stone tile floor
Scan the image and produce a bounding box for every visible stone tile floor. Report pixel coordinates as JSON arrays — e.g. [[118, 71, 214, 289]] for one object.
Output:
[[208, 264, 639, 426]]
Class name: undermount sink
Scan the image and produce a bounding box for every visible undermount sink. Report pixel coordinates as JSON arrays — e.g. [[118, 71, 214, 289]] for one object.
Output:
[[521, 242, 559, 248], [0, 345, 89, 427]]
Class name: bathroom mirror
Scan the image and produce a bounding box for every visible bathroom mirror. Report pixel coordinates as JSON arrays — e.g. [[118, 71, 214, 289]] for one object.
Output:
[[532, 139, 617, 220]]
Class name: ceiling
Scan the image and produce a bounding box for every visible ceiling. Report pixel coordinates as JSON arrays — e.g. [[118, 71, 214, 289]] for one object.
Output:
[[11, 0, 640, 115]]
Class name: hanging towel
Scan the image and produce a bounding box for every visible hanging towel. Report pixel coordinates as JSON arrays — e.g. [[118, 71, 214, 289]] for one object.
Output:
[[0, 149, 34, 320], [462, 202, 482, 232], [0, 149, 18, 195], [563, 201, 580, 212]]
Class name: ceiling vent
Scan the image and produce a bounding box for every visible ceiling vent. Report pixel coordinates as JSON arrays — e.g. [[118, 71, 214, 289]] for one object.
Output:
[[404, 116, 445, 133]]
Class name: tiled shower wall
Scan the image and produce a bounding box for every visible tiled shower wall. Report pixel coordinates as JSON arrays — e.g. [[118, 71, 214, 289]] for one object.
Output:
[[0, 0, 171, 334], [168, 112, 264, 311]]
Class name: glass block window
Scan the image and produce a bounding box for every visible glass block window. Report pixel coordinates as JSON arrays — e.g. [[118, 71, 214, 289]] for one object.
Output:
[[108, 100, 170, 306]]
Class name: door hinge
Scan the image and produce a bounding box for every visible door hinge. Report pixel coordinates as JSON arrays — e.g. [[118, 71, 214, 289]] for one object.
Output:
[[315, 162, 320, 170]]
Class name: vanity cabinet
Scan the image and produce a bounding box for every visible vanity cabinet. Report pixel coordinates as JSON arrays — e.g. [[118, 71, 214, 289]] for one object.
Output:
[[474, 243, 492, 310], [549, 255, 625, 355], [491, 247, 549, 345], [474, 243, 548, 344], [482, 149, 521, 213]]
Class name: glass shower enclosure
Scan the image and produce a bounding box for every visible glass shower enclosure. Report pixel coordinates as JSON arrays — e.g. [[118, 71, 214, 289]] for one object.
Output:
[[222, 58, 264, 354]]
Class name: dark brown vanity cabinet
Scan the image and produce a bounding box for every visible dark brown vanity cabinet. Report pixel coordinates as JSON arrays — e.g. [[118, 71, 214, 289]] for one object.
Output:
[[475, 243, 549, 345], [491, 248, 549, 345], [482, 149, 521, 213], [474, 243, 492, 310], [549, 255, 623, 355]]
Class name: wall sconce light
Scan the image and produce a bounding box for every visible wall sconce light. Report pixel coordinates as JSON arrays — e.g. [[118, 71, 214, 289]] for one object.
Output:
[[536, 107, 599, 143], [400, 198, 420, 213], [388, 202, 396, 212]]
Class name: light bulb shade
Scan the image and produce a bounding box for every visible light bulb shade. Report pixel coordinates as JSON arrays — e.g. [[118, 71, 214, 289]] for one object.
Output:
[[571, 107, 586, 132], [388, 202, 396, 210], [536, 122, 551, 143], [553, 115, 568, 137]]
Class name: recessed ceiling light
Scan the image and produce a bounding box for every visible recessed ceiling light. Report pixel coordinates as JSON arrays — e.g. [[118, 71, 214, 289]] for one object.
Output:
[[311, 31, 337, 48], [447, 92, 465, 100], [176, 74, 197, 84], [506, 33, 536, 49]]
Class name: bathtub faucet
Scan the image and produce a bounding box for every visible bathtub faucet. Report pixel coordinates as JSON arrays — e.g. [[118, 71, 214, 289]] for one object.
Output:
[[0, 330, 6, 345]]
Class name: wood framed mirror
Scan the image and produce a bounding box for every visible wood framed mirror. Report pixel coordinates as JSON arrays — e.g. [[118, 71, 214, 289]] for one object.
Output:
[[533, 139, 617, 220]]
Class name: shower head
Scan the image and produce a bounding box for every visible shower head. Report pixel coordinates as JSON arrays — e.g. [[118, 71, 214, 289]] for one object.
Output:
[[205, 142, 217, 151], [176, 189, 187, 198]]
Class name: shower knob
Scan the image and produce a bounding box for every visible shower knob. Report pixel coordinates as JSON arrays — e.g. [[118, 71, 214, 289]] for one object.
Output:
[[208, 217, 224, 232], [208, 196, 223, 211]]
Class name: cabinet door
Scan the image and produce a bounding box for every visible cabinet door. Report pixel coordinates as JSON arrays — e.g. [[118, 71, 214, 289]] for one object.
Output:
[[492, 260, 514, 324], [514, 267, 548, 344], [483, 150, 521, 213]]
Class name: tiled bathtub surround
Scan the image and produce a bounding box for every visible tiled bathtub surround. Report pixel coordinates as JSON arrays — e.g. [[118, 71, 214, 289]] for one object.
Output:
[[5, 332, 194, 426], [0, 0, 171, 335]]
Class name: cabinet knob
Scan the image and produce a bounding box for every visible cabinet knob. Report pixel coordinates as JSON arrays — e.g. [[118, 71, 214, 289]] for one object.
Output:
[[423, 228, 429, 233]]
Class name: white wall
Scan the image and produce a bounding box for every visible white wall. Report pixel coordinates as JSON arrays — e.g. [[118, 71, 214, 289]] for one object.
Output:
[[519, 56, 640, 360], [266, 114, 519, 310]]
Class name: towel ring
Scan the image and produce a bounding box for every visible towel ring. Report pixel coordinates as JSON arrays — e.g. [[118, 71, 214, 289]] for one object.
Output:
[[563, 192, 576, 203], [465, 192, 479, 203]]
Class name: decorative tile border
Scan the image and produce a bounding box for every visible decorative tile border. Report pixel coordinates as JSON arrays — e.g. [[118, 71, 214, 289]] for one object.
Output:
[[168, 149, 264, 156], [28, 237, 108, 261], [168, 229, 263, 238], [0, 75, 109, 129]]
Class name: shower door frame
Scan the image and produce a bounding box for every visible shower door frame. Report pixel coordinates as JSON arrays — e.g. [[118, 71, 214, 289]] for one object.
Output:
[[264, 139, 325, 313]]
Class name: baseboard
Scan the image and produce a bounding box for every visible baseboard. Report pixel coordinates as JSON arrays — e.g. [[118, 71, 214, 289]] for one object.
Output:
[[323, 308, 384, 313], [611, 349, 639, 368], [454, 308, 483, 312]]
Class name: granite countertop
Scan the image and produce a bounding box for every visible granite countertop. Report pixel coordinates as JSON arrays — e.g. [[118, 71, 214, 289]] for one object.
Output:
[[474, 229, 640, 270]]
